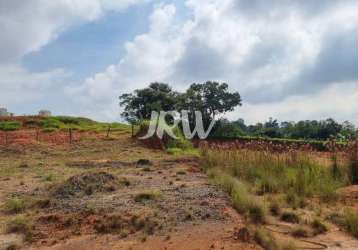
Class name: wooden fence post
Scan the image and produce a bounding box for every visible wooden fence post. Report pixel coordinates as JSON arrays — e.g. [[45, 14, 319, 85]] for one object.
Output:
[[36, 129, 40, 142], [69, 128, 73, 144], [106, 125, 111, 138], [5, 131, 8, 146]]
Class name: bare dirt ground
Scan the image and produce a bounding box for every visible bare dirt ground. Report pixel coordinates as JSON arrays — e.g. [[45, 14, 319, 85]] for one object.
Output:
[[0, 132, 260, 250]]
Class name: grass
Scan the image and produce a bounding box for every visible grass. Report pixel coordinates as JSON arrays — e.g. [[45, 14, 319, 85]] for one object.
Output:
[[348, 141, 358, 184], [6, 217, 32, 241], [291, 227, 309, 238], [201, 148, 346, 202], [254, 228, 296, 250], [207, 169, 266, 224], [2, 198, 27, 214], [311, 218, 328, 235], [0, 121, 22, 131], [269, 201, 281, 216], [134, 190, 162, 203], [280, 212, 300, 224], [343, 210, 358, 238]]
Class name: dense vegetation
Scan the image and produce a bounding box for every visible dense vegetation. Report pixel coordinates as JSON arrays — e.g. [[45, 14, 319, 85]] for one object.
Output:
[[212, 118, 357, 141], [120, 82, 356, 141], [200, 146, 358, 240], [0, 116, 129, 132]]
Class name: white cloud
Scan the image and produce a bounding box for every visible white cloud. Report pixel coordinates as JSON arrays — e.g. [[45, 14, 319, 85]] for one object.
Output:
[[0, 0, 146, 111], [0, 64, 69, 105], [0, 0, 148, 63], [71, 0, 358, 123]]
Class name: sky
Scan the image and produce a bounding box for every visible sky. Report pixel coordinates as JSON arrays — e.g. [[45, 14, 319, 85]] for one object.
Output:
[[1, 0, 358, 125]]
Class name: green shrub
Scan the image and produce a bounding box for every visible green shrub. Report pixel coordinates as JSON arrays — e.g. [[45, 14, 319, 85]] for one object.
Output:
[[311, 218, 328, 235], [3, 198, 26, 214], [343, 210, 358, 238], [40, 118, 62, 129], [0, 121, 21, 131], [254, 229, 279, 250]]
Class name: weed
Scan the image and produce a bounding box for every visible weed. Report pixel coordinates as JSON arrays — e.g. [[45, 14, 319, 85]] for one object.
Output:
[[291, 227, 309, 238], [41, 173, 54, 182], [118, 177, 131, 187], [142, 167, 151, 172], [18, 163, 29, 168], [254, 228, 278, 250], [280, 212, 300, 224], [269, 201, 281, 216], [3, 198, 26, 214], [209, 170, 266, 224], [134, 190, 162, 203], [348, 141, 358, 184], [311, 218, 328, 235], [6, 217, 32, 241], [343, 210, 358, 238]]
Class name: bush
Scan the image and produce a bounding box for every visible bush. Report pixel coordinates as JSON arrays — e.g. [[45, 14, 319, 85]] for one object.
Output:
[[40, 118, 62, 129], [269, 201, 281, 216], [311, 218, 328, 235], [291, 227, 309, 238], [134, 190, 162, 203], [280, 212, 300, 224], [254, 229, 279, 250], [0, 121, 21, 131], [3, 198, 26, 214]]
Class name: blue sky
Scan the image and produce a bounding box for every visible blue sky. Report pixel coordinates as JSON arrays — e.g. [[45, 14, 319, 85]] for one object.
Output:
[[1, 0, 358, 125]]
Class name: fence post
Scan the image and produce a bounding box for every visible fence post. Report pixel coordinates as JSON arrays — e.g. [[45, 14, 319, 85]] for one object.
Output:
[[69, 128, 73, 144], [106, 125, 111, 138], [131, 124, 134, 138], [5, 131, 8, 146], [36, 129, 40, 142]]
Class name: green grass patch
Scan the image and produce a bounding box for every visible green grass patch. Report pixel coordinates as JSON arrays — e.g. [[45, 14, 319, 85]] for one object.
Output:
[[0, 121, 21, 131], [2, 198, 27, 214]]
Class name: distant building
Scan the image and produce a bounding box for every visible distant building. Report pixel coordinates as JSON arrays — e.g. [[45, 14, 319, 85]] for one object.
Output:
[[39, 110, 52, 117], [0, 108, 10, 117]]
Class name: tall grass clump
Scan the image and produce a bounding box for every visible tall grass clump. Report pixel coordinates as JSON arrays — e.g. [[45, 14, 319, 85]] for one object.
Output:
[[2, 198, 27, 214], [343, 210, 358, 238], [348, 141, 358, 184], [201, 148, 345, 203], [206, 168, 266, 224]]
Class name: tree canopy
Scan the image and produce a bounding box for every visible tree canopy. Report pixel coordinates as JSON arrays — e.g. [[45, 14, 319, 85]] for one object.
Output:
[[119, 81, 242, 128]]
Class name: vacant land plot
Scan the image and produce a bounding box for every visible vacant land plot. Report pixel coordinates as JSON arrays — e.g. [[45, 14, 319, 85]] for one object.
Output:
[[0, 130, 260, 250]]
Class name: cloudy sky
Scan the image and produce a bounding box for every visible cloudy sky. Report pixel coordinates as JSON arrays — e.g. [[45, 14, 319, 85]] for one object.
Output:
[[1, 0, 358, 125]]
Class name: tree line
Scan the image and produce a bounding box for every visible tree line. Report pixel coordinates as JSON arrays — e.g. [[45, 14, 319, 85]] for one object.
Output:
[[120, 82, 357, 141], [213, 118, 357, 141]]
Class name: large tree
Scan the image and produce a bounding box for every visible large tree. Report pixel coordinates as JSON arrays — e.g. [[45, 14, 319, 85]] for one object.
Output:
[[119, 82, 178, 123], [178, 81, 242, 129]]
